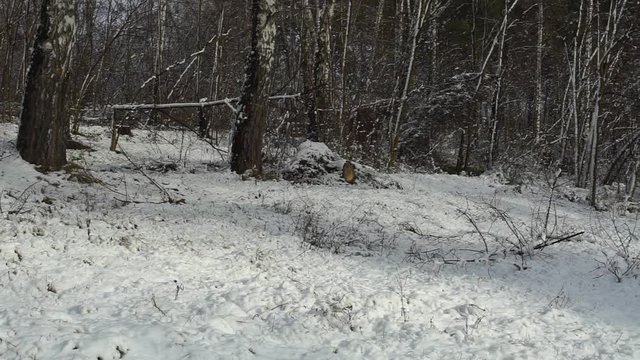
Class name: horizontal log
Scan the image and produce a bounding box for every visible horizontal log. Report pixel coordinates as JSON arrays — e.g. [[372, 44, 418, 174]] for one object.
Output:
[[109, 93, 300, 111], [110, 98, 238, 110]]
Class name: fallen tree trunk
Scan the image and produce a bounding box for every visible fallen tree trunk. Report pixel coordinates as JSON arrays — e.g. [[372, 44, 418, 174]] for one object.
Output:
[[108, 94, 300, 151]]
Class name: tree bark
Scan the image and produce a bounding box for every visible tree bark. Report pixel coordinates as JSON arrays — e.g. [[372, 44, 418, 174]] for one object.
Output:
[[230, 0, 277, 175], [313, 0, 335, 143], [387, 0, 430, 169], [153, 0, 168, 105], [488, 4, 509, 169], [534, 0, 544, 143], [338, 0, 352, 143], [17, 0, 75, 169], [301, 0, 318, 141]]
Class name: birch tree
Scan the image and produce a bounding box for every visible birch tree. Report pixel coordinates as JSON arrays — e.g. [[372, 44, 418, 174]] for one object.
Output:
[[301, 0, 318, 141], [534, 0, 544, 143], [153, 0, 168, 104], [387, 0, 432, 168], [582, 0, 629, 206], [312, 0, 335, 142], [230, 0, 277, 175], [17, 0, 76, 168], [338, 0, 352, 136]]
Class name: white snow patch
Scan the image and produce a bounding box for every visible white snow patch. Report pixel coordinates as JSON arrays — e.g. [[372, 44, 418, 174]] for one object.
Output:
[[0, 123, 639, 359]]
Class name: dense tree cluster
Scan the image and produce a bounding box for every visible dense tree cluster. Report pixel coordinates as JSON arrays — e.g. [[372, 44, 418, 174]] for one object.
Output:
[[1, 0, 638, 201]]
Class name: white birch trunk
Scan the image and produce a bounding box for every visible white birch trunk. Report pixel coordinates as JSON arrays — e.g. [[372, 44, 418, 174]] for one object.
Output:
[[388, 0, 430, 168], [338, 0, 352, 142], [488, 0, 510, 168], [153, 0, 167, 103]]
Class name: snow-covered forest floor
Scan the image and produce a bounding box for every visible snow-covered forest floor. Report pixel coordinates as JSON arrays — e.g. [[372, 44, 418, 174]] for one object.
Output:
[[1, 123, 639, 359]]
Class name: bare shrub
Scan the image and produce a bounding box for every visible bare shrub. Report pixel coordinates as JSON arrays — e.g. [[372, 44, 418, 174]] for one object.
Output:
[[292, 203, 397, 255], [488, 171, 584, 270], [541, 286, 571, 314], [594, 214, 640, 282]]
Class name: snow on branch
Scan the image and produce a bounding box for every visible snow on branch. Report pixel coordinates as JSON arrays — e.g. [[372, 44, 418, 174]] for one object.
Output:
[[140, 30, 232, 90], [109, 94, 300, 111], [110, 98, 239, 111]]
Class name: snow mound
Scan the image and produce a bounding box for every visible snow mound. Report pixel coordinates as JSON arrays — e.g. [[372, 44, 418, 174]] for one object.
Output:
[[282, 140, 400, 189]]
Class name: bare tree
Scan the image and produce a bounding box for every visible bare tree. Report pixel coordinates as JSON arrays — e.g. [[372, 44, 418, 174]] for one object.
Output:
[[534, 0, 544, 143], [312, 0, 335, 142], [338, 0, 352, 142], [387, 0, 433, 168], [301, 0, 318, 141]]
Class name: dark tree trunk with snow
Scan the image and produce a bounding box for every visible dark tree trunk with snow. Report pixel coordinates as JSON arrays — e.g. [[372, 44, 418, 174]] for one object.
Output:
[[230, 0, 276, 175], [17, 0, 75, 169]]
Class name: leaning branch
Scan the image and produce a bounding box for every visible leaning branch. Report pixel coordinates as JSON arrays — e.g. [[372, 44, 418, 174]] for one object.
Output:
[[118, 145, 180, 204]]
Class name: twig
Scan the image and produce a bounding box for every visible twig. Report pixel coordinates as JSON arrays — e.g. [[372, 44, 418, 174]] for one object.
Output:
[[117, 145, 176, 204], [533, 231, 584, 250], [152, 109, 227, 160], [114, 197, 167, 205], [442, 257, 497, 265], [174, 280, 184, 301], [151, 295, 168, 316], [223, 98, 238, 113], [8, 181, 39, 215], [269, 303, 288, 311], [542, 169, 562, 237], [458, 208, 490, 254]]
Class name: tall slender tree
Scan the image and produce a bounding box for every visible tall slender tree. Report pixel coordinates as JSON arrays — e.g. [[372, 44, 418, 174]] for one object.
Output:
[[387, 0, 431, 168], [312, 0, 335, 142], [534, 0, 544, 143]]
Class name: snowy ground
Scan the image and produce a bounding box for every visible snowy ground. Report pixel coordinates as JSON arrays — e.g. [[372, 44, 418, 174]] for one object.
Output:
[[1, 123, 639, 359]]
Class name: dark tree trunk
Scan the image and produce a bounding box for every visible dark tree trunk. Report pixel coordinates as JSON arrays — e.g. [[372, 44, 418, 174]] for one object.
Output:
[[455, 128, 465, 174], [17, 0, 74, 169], [230, 0, 276, 175]]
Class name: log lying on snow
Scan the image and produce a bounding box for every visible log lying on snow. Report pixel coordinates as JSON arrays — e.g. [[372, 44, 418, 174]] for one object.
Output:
[[110, 94, 300, 111], [108, 94, 300, 151], [111, 98, 239, 111]]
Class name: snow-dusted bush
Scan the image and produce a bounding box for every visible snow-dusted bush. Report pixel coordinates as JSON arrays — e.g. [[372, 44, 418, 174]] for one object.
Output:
[[282, 140, 400, 189], [282, 141, 341, 184], [292, 202, 397, 255], [594, 215, 640, 282]]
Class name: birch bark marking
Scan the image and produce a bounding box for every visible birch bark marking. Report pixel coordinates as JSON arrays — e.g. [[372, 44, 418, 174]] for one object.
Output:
[[230, 0, 277, 175]]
